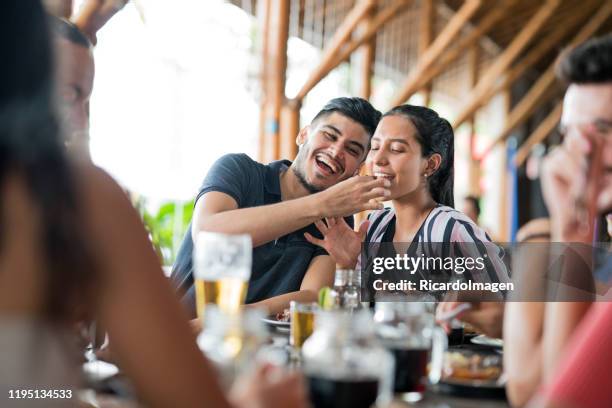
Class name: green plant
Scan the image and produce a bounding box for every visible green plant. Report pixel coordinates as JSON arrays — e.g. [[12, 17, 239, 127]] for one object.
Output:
[[138, 199, 195, 266]]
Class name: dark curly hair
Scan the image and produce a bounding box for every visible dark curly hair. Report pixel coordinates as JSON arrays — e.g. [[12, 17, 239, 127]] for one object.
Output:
[[556, 33, 612, 84], [383, 105, 455, 208], [0, 0, 97, 322]]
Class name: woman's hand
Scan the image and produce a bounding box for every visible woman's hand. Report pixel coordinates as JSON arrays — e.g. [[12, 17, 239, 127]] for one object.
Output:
[[437, 301, 504, 339], [230, 364, 308, 408], [304, 217, 368, 269]]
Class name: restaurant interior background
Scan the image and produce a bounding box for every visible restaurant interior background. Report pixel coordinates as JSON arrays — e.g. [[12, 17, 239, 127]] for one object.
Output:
[[67, 0, 612, 264]]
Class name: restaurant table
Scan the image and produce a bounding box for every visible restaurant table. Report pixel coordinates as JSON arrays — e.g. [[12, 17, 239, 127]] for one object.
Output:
[[271, 327, 510, 408], [388, 391, 509, 408]]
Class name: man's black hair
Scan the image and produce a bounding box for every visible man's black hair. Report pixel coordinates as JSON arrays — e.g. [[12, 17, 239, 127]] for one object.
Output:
[[556, 33, 612, 84], [311, 97, 382, 137], [465, 195, 481, 217], [48, 16, 92, 49]]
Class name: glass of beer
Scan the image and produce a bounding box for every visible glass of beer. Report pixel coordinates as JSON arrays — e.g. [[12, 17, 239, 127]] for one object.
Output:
[[289, 301, 317, 350], [193, 231, 252, 318]]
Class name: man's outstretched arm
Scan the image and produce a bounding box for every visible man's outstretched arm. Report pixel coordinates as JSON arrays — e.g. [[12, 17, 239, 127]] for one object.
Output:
[[192, 176, 389, 248]]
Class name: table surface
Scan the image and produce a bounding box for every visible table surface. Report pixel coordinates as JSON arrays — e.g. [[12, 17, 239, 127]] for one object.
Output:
[[271, 327, 510, 408], [389, 392, 508, 408]]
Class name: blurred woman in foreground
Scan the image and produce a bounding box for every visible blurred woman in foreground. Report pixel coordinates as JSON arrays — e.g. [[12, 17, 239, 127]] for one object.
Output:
[[0, 1, 305, 407]]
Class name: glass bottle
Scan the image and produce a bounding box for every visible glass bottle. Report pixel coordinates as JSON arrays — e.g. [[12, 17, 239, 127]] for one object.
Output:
[[342, 269, 361, 311], [329, 268, 348, 308], [302, 310, 394, 408]]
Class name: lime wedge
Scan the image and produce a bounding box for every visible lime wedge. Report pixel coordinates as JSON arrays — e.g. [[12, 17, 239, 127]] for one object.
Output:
[[318, 287, 334, 310]]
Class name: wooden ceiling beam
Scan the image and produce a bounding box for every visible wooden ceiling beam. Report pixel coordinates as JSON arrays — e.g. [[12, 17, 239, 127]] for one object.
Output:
[[514, 102, 563, 166], [323, 0, 414, 85], [483, 1, 597, 103], [451, 0, 561, 129], [294, 0, 376, 101], [483, 1, 612, 153], [418, 0, 435, 105], [389, 0, 482, 107], [401, 0, 515, 103]]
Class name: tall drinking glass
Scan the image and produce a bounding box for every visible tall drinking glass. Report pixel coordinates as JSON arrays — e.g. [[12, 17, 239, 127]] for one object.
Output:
[[193, 231, 252, 318], [197, 306, 268, 388], [289, 301, 317, 350], [374, 299, 447, 402]]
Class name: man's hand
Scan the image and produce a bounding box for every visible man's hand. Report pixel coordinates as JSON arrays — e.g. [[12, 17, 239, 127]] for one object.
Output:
[[541, 129, 604, 242], [314, 176, 390, 218], [304, 217, 368, 269]]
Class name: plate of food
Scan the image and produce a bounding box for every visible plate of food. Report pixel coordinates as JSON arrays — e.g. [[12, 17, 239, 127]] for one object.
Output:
[[470, 334, 504, 348], [437, 350, 506, 399], [262, 309, 290, 332]]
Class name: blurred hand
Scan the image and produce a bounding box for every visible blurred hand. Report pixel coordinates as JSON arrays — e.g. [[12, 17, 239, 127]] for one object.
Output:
[[315, 176, 390, 218], [304, 217, 368, 269], [230, 364, 308, 408], [437, 301, 504, 339], [189, 318, 203, 335], [541, 129, 604, 242]]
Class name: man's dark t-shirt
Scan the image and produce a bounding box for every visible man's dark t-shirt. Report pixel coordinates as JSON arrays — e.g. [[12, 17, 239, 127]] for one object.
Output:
[[170, 153, 353, 317]]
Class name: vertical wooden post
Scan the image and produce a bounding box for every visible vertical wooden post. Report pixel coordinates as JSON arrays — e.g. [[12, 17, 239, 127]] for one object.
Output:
[[355, 4, 376, 100], [279, 100, 302, 160], [261, 0, 290, 162], [418, 0, 435, 106], [499, 90, 512, 242], [467, 45, 480, 195], [258, 0, 271, 162]]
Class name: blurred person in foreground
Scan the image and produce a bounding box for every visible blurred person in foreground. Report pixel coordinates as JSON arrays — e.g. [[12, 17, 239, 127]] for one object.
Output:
[[0, 2, 306, 407], [49, 0, 129, 161], [171, 97, 389, 318], [51, 17, 95, 161], [507, 33, 612, 407]]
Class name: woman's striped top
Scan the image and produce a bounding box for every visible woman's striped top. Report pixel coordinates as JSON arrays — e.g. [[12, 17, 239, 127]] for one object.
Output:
[[358, 205, 510, 285]]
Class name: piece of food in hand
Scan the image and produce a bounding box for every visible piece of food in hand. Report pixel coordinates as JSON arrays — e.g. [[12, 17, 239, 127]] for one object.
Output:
[[275, 309, 290, 322], [318, 287, 334, 310]]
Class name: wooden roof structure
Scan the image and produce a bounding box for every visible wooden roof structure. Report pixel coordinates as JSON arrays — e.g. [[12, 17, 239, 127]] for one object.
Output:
[[229, 0, 611, 166]]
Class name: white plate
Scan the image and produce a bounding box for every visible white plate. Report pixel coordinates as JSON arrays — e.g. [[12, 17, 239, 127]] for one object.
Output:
[[262, 317, 290, 329], [470, 334, 504, 348]]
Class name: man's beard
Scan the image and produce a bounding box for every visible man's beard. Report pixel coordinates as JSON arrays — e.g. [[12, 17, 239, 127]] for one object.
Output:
[[292, 152, 323, 194]]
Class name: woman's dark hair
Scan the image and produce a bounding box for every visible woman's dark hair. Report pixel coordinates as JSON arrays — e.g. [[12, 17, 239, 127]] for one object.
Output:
[[383, 105, 455, 208], [0, 1, 96, 322]]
